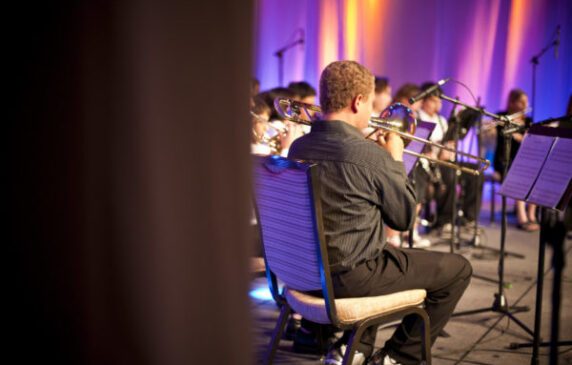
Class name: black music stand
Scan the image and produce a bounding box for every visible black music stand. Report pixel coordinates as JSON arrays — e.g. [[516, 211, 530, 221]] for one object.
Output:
[[500, 125, 572, 365]]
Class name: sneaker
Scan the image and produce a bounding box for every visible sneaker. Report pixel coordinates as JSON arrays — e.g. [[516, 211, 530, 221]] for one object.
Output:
[[386, 234, 401, 248], [412, 230, 431, 248], [323, 344, 366, 365], [367, 349, 402, 365], [440, 223, 453, 238], [283, 314, 301, 341], [413, 237, 431, 248], [293, 323, 335, 355]]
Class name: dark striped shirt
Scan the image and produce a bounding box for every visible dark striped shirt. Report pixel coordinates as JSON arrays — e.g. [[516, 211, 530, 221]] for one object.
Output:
[[289, 120, 416, 273]]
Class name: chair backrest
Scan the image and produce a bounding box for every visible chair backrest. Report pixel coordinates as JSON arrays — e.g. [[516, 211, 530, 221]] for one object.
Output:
[[253, 155, 326, 293]]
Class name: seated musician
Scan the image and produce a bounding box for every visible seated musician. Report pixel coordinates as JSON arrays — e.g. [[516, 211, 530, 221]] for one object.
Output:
[[288, 60, 472, 365]]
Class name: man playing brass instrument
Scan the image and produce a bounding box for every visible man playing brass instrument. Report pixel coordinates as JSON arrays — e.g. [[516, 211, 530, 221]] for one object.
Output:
[[288, 60, 472, 365]]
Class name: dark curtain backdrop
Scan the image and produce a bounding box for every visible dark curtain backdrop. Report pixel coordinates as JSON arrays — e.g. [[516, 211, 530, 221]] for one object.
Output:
[[254, 0, 572, 121], [10, 1, 253, 364]]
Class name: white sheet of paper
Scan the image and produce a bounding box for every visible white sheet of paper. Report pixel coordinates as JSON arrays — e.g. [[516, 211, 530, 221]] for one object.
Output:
[[499, 134, 554, 200], [527, 137, 572, 209]]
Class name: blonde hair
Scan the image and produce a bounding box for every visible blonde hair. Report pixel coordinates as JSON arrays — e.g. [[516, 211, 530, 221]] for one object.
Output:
[[319, 61, 374, 114]]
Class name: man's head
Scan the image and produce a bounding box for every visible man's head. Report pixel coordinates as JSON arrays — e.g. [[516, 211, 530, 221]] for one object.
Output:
[[258, 87, 297, 121], [419, 82, 443, 116], [373, 77, 392, 114], [507, 89, 528, 114], [288, 81, 317, 105], [319, 60, 375, 129], [393, 83, 421, 112], [251, 77, 260, 97]]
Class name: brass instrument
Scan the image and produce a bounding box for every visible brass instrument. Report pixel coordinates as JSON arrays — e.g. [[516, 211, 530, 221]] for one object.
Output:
[[274, 98, 490, 176], [250, 111, 285, 154]]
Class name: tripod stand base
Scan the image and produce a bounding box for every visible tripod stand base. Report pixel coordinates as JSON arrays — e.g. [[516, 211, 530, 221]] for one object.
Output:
[[509, 340, 572, 349], [452, 294, 532, 335]]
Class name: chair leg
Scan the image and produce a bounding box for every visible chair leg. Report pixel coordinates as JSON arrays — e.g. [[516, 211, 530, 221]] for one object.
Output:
[[490, 181, 496, 224], [342, 324, 368, 365], [418, 310, 432, 365], [263, 303, 291, 365]]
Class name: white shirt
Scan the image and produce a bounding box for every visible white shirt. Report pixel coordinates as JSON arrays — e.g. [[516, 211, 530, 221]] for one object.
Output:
[[418, 109, 448, 158], [418, 109, 448, 143]]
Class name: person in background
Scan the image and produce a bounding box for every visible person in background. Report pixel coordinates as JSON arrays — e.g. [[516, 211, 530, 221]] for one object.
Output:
[[494, 89, 538, 231], [417, 82, 456, 238], [258, 87, 306, 157], [363, 77, 393, 140], [288, 81, 318, 133], [288, 81, 317, 105], [384, 83, 432, 248], [393, 83, 422, 114], [251, 77, 260, 98], [250, 95, 273, 155], [373, 77, 392, 115]]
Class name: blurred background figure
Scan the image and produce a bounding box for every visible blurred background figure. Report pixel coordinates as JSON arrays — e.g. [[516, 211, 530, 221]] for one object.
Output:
[[363, 77, 393, 140], [288, 81, 317, 105], [251, 95, 273, 155], [372, 77, 392, 115], [393, 83, 422, 114], [494, 89, 539, 231]]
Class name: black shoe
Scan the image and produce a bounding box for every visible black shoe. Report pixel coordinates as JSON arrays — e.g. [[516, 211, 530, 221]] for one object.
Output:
[[293, 321, 337, 355], [283, 315, 300, 341]]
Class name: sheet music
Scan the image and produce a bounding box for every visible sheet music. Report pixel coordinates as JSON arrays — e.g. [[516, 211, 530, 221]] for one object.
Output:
[[527, 137, 572, 209], [403, 121, 436, 175], [499, 134, 554, 200]]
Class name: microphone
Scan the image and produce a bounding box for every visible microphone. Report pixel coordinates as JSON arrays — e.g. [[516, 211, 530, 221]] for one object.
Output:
[[409, 78, 450, 104], [502, 124, 527, 136], [555, 25, 560, 59]]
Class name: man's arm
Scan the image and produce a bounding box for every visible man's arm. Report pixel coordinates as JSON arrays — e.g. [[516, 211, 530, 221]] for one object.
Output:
[[373, 159, 417, 231]]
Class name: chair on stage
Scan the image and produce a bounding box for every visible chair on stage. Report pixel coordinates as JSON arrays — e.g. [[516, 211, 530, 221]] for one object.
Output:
[[253, 155, 431, 365]]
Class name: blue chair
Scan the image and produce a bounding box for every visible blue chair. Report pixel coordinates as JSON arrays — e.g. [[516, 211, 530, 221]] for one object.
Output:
[[253, 155, 431, 365]]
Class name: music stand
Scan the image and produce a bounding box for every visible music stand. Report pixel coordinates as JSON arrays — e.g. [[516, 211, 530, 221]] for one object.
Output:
[[451, 115, 532, 335], [499, 125, 572, 365]]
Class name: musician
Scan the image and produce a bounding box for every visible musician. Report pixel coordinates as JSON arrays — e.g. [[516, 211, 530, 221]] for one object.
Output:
[[288, 81, 317, 105], [393, 83, 422, 114], [389, 83, 432, 248], [257, 87, 305, 156], [373, 77, 392, 114], [494, 89, 538, 231], [363, 77, 393, 142], [289, 61, 472, 365], [250, 95, 273, 155]]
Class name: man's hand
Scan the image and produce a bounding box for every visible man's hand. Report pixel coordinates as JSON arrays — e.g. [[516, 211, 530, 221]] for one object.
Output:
[[376, 132, 404, 161]]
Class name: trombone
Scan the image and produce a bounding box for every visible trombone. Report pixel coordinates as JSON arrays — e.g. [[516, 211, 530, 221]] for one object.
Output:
[[274, 98, 490, 176]]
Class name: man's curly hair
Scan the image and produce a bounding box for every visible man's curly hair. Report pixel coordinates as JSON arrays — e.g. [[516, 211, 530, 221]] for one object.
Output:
[[319, 61, 374, 114]]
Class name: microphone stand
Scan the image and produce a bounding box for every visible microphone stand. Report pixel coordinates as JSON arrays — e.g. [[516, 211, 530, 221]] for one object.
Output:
[[273, 38, 303, 86], [530, 27, 559, 122], [440, 94, 533, 336], [449, 98, 460, 253]]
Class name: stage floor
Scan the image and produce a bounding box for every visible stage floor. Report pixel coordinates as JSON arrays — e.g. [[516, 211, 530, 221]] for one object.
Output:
[[250, 189, 572, 364]]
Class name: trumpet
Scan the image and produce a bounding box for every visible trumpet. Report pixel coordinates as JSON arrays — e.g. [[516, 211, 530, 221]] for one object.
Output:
[[274, 98, 490, 176]]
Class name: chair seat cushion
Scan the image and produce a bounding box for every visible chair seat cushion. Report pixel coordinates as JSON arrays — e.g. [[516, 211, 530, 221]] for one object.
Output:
[[284, 287, 427, 325]]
